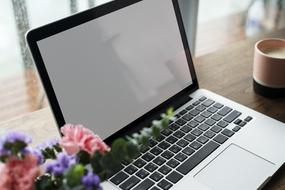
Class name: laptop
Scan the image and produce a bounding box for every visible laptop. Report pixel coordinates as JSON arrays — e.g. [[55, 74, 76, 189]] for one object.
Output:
[[26, 0, 285, 189]]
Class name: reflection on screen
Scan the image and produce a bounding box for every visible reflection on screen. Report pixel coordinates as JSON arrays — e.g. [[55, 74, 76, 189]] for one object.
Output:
[[37, 0, 192, 139]]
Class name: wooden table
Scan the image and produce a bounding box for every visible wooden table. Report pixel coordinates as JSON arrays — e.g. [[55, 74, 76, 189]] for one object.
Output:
[[0, 29, 284, 189]]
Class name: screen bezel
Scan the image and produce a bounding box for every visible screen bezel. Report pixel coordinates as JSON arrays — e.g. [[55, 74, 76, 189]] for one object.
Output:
[[26, 0, 199, 144]]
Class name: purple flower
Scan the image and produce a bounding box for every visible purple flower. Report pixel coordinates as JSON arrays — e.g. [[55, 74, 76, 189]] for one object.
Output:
[[36, 138, 59, 150], [45, 152, 76, 176], [82, 172, 102, 190], [1, 131, 32, 144], [22, 147, 44, 165], [0, 131, 32, 157], [0, 145, 11, 157]]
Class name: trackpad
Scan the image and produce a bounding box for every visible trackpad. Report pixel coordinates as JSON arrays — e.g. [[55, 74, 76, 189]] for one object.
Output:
[[195, 144, 274, 190]]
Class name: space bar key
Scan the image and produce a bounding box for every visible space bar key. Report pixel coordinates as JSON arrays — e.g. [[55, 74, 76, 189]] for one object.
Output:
[[176, 141, 219, 175]]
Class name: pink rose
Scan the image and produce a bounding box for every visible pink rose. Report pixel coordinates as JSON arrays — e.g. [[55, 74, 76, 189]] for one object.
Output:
[[60, 124, 110, 155], [0, 154, 41, 190]]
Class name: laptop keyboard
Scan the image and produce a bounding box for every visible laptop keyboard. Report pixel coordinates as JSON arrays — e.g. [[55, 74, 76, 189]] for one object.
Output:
[[109, 96, 253, 190]]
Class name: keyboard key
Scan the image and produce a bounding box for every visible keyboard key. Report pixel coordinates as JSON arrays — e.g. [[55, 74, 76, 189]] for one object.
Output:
[[145, 163, 158, 172], [179, 109, 187, 115], [166, 171, 183, 183], [169, 123, 179, 131], [191, 128, 203, 136], [169, 145, 182, 153], [190, 141, 202, 150], [198, 123, 210, 131], [140, 146, 149, 153], [136, 169, 149, 179], [184, 133, 196, 142], [133, 179, 154, 190], [153, 156, 166, 166], [205, 119, 216, 126], [187, 120, 199, 128], [150, 172, 163, 182], [189, 109, 200, 116], [150, 187, 160, 190], [158, 141, 170, 149], [199, 96, 207, 101], [224, 110, 241, 123], [221, 129, 234, 137], [166, 159, 180, 168], [217, 120, 228, 128], [239, 121, 247, 127], [213, 102, 223, 109], [161, 129, 172, 136], [201, 111, 212, 118], [166, 136, 178, 144], [141, 153, 155, 162], [157, 179, 173, 190], [174, 152, 187, 162], [232, 126, 241, 132], [177, 139, 189, 147], [148, 139, 158, 147], [197, 136, 209, 144], [156, 135, 165, 142], [175, 114, 181, 119], [119, 176, 140, 190], [134, 153, 142, 159], [194, 115, 206, 123], [245, 116, 253, 122], [173, 130, 185, 138], [134, 159, 147, 168], [186, 105, 194, 110], [204, 130, 215, 138], [177, 141, 220, 175], [158, 165, 171, 175], [207, 107, 218, 113], [211, 114, 222, 121], [182, 113, 193, 121], [180, 125, 192, 133], [217, 106, 232, 116], [213, 134, 228, 144], [122, 159, 131, 166], [211, 126, 222, 133], [150, 147, 163, 155], [110, 171, 129, 185], [196, 105, 206, 112], [234, 119, 242, 125], [124, 165, 138, 175], [161, 150, 174, 159], [176, 118, 187, 126], [192, 100, 200, 106], [182, 147, 195, 156], [202, 99, 215, 107]]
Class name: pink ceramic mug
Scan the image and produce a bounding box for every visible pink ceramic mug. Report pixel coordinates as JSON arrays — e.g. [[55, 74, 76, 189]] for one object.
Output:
[[253, 38, 285, 98]]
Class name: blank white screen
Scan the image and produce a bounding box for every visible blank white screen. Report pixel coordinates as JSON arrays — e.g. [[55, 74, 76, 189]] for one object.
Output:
[[37, 0, 192, 139]]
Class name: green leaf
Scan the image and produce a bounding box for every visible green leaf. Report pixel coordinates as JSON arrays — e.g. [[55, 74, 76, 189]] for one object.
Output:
[[101, 152, 114, 170], [77, 150, 91, 166], [91, 151, 103, 174], [65, 164, 85, 187], [125, 142, 140, 159], [111, 138, 127, 162], [53, 144, 63, 153], [151, 125, 160, 139], [35, 174, 59, 190], [166, 107, 174, 116]]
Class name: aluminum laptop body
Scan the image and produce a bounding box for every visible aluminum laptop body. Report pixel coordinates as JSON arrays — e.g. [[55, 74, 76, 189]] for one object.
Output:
[[26, 0, 285, 189]]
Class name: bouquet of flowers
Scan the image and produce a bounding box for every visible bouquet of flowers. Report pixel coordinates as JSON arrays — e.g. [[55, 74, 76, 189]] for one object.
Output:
[[0, 109, 174, 190]]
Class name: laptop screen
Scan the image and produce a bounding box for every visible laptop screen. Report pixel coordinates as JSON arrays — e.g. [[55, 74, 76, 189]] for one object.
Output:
[[36, 0, 193, 139]]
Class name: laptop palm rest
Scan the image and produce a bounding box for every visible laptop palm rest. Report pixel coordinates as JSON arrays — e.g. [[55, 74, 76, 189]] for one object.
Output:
[[194, 144, 274, 190]]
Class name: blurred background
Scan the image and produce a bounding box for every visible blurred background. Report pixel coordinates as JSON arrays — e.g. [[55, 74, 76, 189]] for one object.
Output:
[[0, 0, 284, 123]]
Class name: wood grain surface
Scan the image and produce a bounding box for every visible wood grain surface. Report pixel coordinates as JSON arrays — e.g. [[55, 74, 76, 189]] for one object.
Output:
[[194, 29, 285, 124], [0, 28, 284, 189]]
